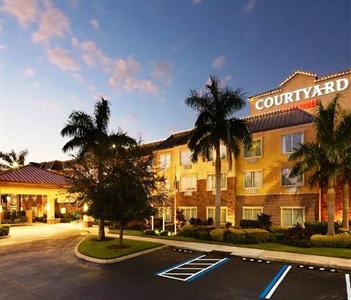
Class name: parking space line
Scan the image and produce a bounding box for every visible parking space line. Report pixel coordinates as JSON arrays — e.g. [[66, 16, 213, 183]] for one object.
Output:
[[259, 264, 292, 299], [156, 254, 230, 282], [346, 274, 351, 300]]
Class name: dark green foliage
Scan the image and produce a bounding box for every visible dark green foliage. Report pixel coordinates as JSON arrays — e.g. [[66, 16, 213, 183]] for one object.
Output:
[[304, 221, 341, 235], [0, 225, 10, 236], [178, 225, 214, 240], [283, 224, 312, 247], [240, 219, 259, 228], [2, 210, 26, 224], [176, 210, 186, 226], [257, 213, 272, 231], [204, 217, 213, 225], [0, 149, 28, 170], [143, 230, 157, 236], [159, 230, 169, 236], [189, 218, 203, 225]]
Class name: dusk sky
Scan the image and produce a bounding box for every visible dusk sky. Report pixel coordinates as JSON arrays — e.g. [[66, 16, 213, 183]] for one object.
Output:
[[0, 0, 350, 162]]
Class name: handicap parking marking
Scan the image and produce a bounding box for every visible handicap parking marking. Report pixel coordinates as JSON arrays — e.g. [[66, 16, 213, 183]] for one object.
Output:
[[346, 274, 351, 300], [259, 264, 292, 299], [156, 254, 230, 282]]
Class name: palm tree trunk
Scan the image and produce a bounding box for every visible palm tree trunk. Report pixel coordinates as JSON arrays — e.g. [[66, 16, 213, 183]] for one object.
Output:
[[342, 183, 350, 230], [98, 219, 105, 240], [119, 223, 124, 246], [327, 187, 335, 236], [215, 143, 222, 229]]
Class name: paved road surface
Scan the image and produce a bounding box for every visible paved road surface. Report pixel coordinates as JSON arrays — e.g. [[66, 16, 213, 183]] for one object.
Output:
[[0, 233, 349, 300]]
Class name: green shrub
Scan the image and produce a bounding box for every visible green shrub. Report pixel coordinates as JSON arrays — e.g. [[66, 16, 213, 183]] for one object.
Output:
[[198, 230, 210, 240], [222, 228, 269, 244], [143, 230, 157, 236], [240, 219, 259, 228], [159, 230, 169, 236], [283, 224, 312, 247], [257, 213, 272, 231], [0, 225, 10, 236], [179, 225, 214, 239], [210, 229, 226, 241], [311, 233, 351, 248], [304, 221, 341, 235]]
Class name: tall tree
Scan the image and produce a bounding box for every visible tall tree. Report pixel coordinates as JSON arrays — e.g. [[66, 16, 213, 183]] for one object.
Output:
[[104, 144, 165, 246], [0, 149, 28, 170], [290, 96, 351, 235], [185, 76, 251, 229], [61, 98, 135, 240]]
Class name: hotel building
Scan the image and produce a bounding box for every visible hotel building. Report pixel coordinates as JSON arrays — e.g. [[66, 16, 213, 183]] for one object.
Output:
[[150, 69, 351, 226]]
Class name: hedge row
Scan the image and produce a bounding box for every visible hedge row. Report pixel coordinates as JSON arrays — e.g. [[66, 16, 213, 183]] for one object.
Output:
[[311, 233, 351, 248], [0, 225, 10, 236]]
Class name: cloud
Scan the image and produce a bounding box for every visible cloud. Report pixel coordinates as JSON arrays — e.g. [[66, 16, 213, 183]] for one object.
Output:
[[152, 61, 172, 85], [32, 6, 70, 43], [242, 0, 256, 12], [0, 45, 6, 51], [123, 78, 159, 94], [212, 55, 226, 69], [89, 18, 99, 30], [24, 67, 36, 76], [30, 98, 61, 111], [46, 47, 80, 72], [2, 0, 38, 27], [108, 57, 140, 86], [192, 0, 203, 4], [222, 75, 232, 86]]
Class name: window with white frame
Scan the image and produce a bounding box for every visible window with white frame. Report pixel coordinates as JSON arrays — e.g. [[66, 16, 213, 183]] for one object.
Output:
[[282, 132, 303, 154], [243, 207, 263, 220], [159, 153, 171, 169], [180, 149, 192, 166], [281, 168, 303, 187], [206, 145, 227, 161], [206, 206, 227, 224], [157, 207, 172, 222], [206, 173, 227, 191], [244, 171, 262, 188], [281, 207, 305, 226], [179, 207, 197, 220], [244, 139, 262, 158], [180, 175, 197, 192]]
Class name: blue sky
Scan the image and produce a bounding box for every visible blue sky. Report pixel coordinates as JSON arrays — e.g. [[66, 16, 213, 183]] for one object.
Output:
[[0, 0, 350, 162]]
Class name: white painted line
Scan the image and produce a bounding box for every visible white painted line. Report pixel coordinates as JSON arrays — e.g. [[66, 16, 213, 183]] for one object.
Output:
[[158, 274, 187, 282], [187, 262, 213, 265], [167, 273, 196, 276], [186, 257, 229, 282], [197, 258, 222, 261], [177, 267, 203, 270], [265, 265, 292, 299], [346, 274, 351, 300]]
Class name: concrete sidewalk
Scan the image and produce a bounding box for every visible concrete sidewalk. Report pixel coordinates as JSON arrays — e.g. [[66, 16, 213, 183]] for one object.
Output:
[[103, 231, 351, 271]]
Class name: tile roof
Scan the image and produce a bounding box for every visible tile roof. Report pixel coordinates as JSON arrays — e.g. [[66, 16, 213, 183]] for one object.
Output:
[[152, 107, 313, 150], [249, 68, 351, 99], [0, 165, 70, 186]]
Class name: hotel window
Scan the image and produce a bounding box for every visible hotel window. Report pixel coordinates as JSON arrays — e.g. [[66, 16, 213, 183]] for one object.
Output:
[[207, 145, 227, 161], [281, 207, 305, 227], [244, 171, 262, 188], [281, 168, 303, 187], [180, 175, 197, 192], [180, 149, 192, 166], [244, 139, 262, 158], [243, 207, 263, 220], [206, 207, 227, 224], [179, 207, 197, 221], [206, 173, 227, 191], [157, 207, 172, 222], [159, 153, 171, 169], [282, 132, 303, 154]]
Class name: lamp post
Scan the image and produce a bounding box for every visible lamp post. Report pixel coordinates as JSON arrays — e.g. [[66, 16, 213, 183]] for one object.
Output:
[[174, 168, 178, 235]]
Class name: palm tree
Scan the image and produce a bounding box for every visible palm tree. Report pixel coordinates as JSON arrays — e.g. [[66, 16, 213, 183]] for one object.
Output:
[[0, 149, 28, 170], [335, 111, 351, 230], [61, 98, 135, 240], [185, 76, 252, 229], [290, 96, 350, 235]]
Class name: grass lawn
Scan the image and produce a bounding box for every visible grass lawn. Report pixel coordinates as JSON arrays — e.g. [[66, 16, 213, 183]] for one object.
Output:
[[78, 236, 162, 259], [109, 229, 351, 259]]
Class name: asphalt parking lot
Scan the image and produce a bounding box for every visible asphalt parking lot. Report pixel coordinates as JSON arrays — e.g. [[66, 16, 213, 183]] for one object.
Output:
[[0, 235, 349, 300]]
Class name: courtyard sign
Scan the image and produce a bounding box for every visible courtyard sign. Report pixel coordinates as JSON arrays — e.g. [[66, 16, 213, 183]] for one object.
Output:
[[255, 78, 349, 111]]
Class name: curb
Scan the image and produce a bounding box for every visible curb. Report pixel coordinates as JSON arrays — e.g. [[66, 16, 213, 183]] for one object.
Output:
[[74, 236, 167, 264], [115, 234, 351, 271]]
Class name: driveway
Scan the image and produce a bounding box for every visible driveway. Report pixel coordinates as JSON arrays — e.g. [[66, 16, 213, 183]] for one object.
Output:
[[1, 223, 85, 246], [0, 231, 349, 300]]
